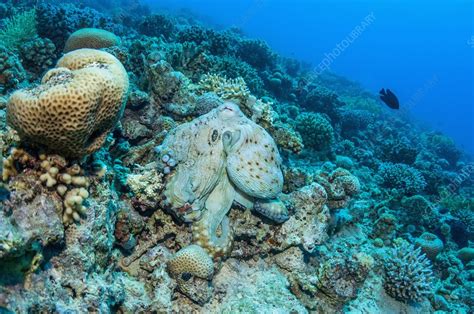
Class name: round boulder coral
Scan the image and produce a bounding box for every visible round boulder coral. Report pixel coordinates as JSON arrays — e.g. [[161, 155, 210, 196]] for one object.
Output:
[[295, 112, 334, 151], [168, 244, 214, 280], [415, 232, 444, 260], [6, 48, 129, 158], [167, 245, 214, 305], [64, 28, 121, 52]]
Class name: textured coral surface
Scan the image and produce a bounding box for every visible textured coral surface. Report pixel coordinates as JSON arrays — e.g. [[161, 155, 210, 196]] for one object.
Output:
[[7, 49, 129, 157], [0, 2, 472, 313]]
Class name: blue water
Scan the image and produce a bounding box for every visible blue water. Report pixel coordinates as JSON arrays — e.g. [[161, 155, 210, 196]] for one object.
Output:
[[146, 0, 473, 154]]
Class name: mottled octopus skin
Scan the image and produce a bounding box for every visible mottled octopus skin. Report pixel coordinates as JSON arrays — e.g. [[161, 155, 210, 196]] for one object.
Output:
[[158, 102, 286, 258]]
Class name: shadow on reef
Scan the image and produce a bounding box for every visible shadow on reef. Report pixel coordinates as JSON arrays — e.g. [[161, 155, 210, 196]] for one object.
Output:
[[0, 0, 473, 312]]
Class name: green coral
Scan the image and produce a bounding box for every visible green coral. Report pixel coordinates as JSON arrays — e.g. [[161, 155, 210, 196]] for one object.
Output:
[[0, 9, 37, 50], [295, 112, 334, 151]]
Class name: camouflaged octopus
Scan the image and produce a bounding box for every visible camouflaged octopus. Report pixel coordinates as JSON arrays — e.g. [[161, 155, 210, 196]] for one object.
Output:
[[157, 102, 288, 259]]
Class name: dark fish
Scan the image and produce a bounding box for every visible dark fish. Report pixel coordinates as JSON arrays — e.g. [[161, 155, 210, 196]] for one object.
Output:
[[379, 88, 400, 109]]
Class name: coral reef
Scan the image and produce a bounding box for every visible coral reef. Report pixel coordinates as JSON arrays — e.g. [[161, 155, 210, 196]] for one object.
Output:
[[0, 8, 36, 50], [315, 168, 361, 209], [138, 14, 175, 39], [415, 232, 444, 260], [19, 37, 57, 79], [0, 2, 472, 313]]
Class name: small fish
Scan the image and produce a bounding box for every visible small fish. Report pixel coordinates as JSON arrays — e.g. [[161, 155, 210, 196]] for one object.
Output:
[[379, 88, 400, 109]]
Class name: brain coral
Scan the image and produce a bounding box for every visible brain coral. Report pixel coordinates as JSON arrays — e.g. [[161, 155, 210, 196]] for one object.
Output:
[[6, 48, 129, 158], [64, 28, 121, 52], [383, 242, 434, 302]]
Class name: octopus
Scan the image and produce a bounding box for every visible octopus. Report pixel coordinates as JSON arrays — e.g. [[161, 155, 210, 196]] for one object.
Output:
[[156, 102, 288, 260]]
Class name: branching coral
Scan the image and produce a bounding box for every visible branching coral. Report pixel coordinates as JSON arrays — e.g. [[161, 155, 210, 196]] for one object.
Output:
[[383, 241, 434, 302], [300, 84, 343, 120], [7, 48, 129, 158], [138, 14, 175, 39], [177, 26, 232, 56], [36, 3, 124, 51], [197, 74, 251, 107], [2, 148, 90, 224], [0, 45, 27, 93], [237, 39, 276, 70], [205, 55, 264, 95], [378, 162, 427, 195], [19, 37, 57, 78]]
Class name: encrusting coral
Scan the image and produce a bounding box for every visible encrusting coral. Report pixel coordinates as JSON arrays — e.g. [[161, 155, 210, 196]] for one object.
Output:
[[6, 48, 129, 158], [315, 167, 360, 209]]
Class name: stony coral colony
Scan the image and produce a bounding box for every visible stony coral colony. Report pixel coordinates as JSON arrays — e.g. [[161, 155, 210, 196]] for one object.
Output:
[[0, 1, 473, 313]]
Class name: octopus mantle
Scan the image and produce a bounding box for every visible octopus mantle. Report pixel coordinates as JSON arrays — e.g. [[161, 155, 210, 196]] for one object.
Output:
[[157, 102, 287, 258]]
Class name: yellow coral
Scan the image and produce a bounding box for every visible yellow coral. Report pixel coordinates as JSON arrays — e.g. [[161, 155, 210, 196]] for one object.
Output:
[[167, 244, 214, 279], [127, 167, 164, 202], [2, 149, 90, 224], [6, 48, 129, 158], [64, 28, 121, 52], [63, 187, 89, 223]]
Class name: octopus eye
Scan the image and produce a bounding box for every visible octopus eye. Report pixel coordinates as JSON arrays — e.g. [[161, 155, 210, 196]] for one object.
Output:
[[211, 129, 218, 142], [222, 131, 232, 143]]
